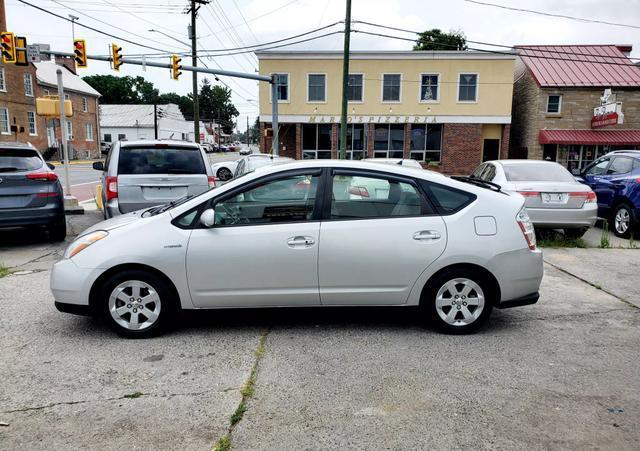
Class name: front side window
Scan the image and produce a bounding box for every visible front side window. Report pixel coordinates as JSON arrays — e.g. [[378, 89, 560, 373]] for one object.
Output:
[[420, 74, 439, 101], [302, 124, 331, 159], [373, 124, 404, 158], [410, 124, 442, 162], [27, 111, 37, 135], [348, 74, 363, 102], [273, 73, 289, 101], [586, 158, 610, 176], [331, 173, 429, 219], [214, 173, 319, 225], [85, 122, 94, 141], [0, 108, 9, 134], [607, 157, 633, 175], [382, 74, 401, 102], [547, 95, 562, 114], [458, 73, 478, 102], [24, 73, 33, 96], [307, 74, 326, 102]]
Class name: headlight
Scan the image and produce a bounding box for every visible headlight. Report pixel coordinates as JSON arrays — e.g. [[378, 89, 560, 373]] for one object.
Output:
[[64, 230, 109, 259]]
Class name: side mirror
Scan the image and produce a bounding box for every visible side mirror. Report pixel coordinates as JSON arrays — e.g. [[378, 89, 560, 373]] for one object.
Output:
[[46, 163, 55, 170], [92, 161, 104, 171], [200, 208, 216, 228]]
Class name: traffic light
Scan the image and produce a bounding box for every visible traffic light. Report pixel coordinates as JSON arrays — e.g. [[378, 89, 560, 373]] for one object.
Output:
[[171, 54, 182, 80], [110, 43, 123, 71], [73, 39, 87, 68], [1, 32, 16, 63], [14, 36, 27, 66]]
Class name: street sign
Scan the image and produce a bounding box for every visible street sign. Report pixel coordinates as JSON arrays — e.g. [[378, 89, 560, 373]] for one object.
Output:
[[32, 43, 50, 61], [26, 44, 40, 63]]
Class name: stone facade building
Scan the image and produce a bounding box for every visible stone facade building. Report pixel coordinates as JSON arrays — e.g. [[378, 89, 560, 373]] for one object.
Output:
[[510, 45, 640, 172]]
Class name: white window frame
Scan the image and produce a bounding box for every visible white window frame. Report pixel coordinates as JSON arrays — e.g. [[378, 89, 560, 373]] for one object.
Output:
[[82, 96, 88, 112], [65, 121, 73, 140], [27, 111, 37, 136], [306, 73, 327, 103], [457, 72, 479, 103], [268, 72, 290, 104], [0, 108, 10, 134], [347, 73, 365, 103], [85, 122, 94, 141], [418, 73, 440, 103], [546, 94, 562, 114], [0, 68, 6, 92], [381, 73, 402, 103], [43, 89, 50, 96], [23, 73, 34, 97]]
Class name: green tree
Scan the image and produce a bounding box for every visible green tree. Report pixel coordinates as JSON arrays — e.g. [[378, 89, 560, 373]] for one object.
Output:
[[413, 29, 467, 51], [82, 75, 158, 103], [157, 92, 193, 119], [198, 78, 239, 134]]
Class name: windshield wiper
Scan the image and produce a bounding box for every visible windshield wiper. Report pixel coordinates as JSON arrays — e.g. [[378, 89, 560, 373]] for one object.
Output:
[[451, 175, 503, 193]]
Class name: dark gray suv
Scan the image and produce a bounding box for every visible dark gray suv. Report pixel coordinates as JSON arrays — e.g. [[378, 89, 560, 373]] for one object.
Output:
[[0, 143, 66, 240]]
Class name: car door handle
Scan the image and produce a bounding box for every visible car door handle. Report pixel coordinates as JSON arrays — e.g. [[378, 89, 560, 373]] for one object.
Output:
[[287, 236, 315, 247], [413, 230, 441, 241]]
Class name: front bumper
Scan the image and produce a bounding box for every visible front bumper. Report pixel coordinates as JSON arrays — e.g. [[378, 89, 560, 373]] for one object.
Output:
[[528, 203, 598, 228], [50, 258, 103, 307]]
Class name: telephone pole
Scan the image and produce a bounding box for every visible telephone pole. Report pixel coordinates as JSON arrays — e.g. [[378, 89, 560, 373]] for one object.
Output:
[[338, 0, 352, 159], [187, 0, 210, 143]]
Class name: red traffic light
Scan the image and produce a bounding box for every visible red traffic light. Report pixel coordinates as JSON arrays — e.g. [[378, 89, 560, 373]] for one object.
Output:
[[2, 35, 11, 43], [74, 41, 84, 50]]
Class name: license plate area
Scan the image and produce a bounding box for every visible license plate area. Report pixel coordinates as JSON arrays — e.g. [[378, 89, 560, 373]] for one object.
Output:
[[541, 192, 568, 204], [142, 186, 187, 200]]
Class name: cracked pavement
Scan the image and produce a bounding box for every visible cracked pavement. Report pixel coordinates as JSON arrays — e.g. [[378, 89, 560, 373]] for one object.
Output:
[[1, 213, 639, 449]]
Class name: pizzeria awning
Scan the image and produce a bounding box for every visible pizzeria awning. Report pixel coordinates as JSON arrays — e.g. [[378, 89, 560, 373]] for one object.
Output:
[[539, 129, 640, 145]]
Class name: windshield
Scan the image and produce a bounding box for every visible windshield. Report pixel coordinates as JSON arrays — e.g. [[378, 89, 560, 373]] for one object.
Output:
[[0, 148, 42, 172], [118, 146, 206, 175], [503, 163, 575, 182]]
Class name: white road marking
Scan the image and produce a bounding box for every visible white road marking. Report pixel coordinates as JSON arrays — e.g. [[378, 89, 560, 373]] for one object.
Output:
[[70, 180, 100, 187]]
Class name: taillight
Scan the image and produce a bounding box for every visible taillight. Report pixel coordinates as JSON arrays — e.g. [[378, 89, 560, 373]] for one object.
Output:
[[106, 176, 118, 200], [516, 208, 536, 251], [569, 191, 597, 203], [348, 186, 370, 197], [208, 175, 217, 188], [517, 191, 540, 198], [36, 192, 59, 198], [26, 172, 58, 182]]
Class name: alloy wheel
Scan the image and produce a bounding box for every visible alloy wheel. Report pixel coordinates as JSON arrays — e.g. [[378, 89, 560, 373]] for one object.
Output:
[[615, 208, 630, 235], [108, 280, 161, 331], [435, 278, 485, 326]]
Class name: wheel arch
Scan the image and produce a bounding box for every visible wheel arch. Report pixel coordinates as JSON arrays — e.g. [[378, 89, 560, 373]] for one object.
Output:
[[419, 263, 501, 307]]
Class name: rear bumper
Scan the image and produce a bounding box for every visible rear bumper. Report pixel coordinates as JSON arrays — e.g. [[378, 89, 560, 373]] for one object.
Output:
[[528, 203, 598, 228], [0, 202, 64, 228], [488, 247, 544, 304], [497, 292, 539, 309]]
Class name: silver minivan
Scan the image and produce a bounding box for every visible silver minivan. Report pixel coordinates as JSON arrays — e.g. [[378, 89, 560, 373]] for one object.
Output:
[[94, 140, 215, 218]]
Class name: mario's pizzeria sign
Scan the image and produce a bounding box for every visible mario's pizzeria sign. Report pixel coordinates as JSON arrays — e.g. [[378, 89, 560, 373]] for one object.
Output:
[[308, 115, 438, 124], [591, 89, 624, 128]]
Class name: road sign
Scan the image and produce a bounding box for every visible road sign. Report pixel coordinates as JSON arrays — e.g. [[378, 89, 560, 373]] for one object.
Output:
[[26, 44, 40, 62], [32, 43, 50, 61]]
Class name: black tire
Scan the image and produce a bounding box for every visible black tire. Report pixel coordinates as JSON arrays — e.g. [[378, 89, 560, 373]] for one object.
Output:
[[48, 217, 67, 241], [564, 227, 588, 239], [99, 269, 178, 338], [610, 203, 635, 239], [423, 268, 495, 334], [217, 167, 233, 181]]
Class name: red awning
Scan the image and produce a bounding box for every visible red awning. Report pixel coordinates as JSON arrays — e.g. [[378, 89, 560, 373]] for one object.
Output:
[[539, 129, 640, 145]]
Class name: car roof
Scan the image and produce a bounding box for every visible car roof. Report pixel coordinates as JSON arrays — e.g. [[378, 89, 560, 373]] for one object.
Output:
[[606, 150, 640, 158], [0, 142, 37, 150], [119, 139, 200, 149], [487, 159, 560, 166]]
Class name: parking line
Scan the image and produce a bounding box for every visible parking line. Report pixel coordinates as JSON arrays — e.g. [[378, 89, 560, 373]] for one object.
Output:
[[70, 181, 100, 187]]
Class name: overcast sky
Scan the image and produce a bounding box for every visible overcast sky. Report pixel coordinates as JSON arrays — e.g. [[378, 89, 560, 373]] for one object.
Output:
[[6, 0, 640, 132]]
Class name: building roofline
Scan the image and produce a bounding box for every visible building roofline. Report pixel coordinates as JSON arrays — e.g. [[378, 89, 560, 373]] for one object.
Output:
[[256, 50, 515, 60]]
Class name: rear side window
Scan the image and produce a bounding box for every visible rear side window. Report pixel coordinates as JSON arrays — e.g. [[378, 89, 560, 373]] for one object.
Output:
[[0, 148, 42, 171], [420, 180, 476, 215], [117, 146, 205, 175]]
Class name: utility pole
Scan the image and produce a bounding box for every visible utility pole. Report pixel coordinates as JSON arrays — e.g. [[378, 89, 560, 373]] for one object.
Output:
[[246, 116, 249, 147], [153, 103, 158, 139], [187, 0, 210, 144], [339, 0, 352, 160], [56, 68, 78, 210]]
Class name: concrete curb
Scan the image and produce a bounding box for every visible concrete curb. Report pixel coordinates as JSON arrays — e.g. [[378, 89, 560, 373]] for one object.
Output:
[[50, 160, 99, 166]]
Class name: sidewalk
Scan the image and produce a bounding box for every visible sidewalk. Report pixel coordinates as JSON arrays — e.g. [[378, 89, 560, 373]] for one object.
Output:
[[50, 159, 99, 166]]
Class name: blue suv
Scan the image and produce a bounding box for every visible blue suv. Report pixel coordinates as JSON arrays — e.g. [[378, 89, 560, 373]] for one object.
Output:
[[577, 150, 640, 238]]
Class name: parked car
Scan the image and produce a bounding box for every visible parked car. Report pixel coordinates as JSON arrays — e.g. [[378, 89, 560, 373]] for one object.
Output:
[[470, 160, 597, 238], [211, 159, 239, 183], [0, 143, 66, 240], [233, 154, 294, 178], [52, 159, 543, 338], [365, 158, 424, 169], [574, 150, 640, 238], [239, 146, 252, 156], [93, 140, 216, 219]]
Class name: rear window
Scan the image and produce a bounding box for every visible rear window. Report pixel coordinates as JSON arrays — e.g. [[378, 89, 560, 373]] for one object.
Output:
[[0, 148, 42, 171], [117, 146, 206, 175], [503, 163, 574, 182], [419, 180, 476, 215]]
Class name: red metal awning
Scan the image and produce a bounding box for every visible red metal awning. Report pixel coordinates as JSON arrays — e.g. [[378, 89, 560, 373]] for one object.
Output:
[[539, 129, 640, 145]]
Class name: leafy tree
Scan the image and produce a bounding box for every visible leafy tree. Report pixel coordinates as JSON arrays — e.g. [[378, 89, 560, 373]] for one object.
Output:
[[413, 29, 467, 51], [82, 75, 158, 103], [157, 92, 193, 119], [198, 78, 239, 134]]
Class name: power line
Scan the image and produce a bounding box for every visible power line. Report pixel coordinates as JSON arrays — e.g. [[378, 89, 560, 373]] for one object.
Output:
[[231, 0, 260, 44], [205, 3, 256, 69], [99, 0, 187, 36], [463, 0, 640, 30]]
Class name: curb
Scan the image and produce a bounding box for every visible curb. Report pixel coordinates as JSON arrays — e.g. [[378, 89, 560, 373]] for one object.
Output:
[[50, 160, 99, 166]]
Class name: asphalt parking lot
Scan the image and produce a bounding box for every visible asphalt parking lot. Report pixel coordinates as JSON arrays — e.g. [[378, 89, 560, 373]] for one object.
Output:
[[1, 213, 639, 450]]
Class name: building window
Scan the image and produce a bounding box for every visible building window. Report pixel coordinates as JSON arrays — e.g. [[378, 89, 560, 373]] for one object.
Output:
[[0, 108, 9, 134], [104, 133, 112, 142], [373, 124, 404, 158], [302, 123, 331, 159], [82, 96, 88, 112], [458, 73, 478, 102], [307, 74, 326, 102], [382, 74, 401, 102], [348, 74, 363, 102], [85, 122, 94, 141], [547, 94, 562, 114], [0, 69, 6, 91], [410, 124, 442, 162], [338, 124, 368, 159], [64, 93, 70, 101], [271, 73, 289, 102], [65, 121, 73, 140], [43, 89, 50, 96], [118, 133, 126, 140], [24, 73, 34, 97], [420, 74, 439, 102], [27, 111, 37, 135]]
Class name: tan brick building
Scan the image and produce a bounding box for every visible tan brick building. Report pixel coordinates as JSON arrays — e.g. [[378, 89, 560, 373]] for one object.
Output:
[[510, 45, 640, 172]]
